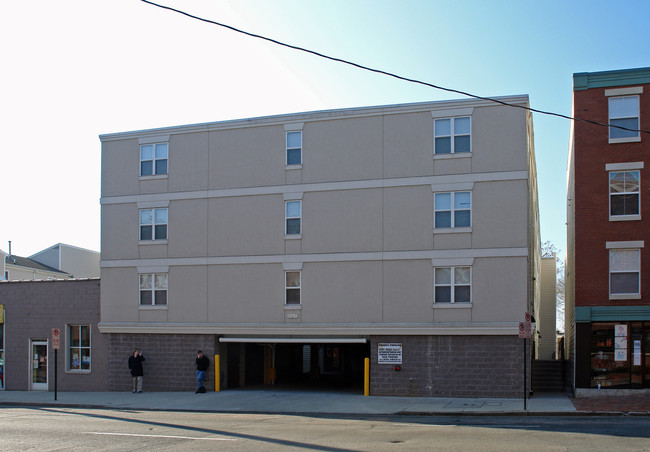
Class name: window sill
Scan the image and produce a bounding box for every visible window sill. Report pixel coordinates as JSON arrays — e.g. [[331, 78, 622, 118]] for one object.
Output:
[[609, 137, 641, 144], [609, 294, 641, 300], [434, 227, 472, 234], [285, 164, 303, 170], [139, 305, 169, 310], [65, 369, 91, 374], [139, 174, 169, 180], [433, 303, 472, 308], [139, 240, 168, 246], [285, 234, 302, 240], [284, 304, 302, 310], [433, 152, 472, 160], [609, 215, 641, 222]]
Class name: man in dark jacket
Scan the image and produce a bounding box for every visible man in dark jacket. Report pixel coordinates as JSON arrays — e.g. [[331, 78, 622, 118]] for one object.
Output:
[[195, 350, 209, 393], [128, 349, 145, 393]]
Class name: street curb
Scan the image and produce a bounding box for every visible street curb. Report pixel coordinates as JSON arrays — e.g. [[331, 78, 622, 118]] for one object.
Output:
[[3, 401, 648, 417]]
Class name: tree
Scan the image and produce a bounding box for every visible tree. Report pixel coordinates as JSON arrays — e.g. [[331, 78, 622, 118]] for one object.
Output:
[[541, 241, 565, 333]]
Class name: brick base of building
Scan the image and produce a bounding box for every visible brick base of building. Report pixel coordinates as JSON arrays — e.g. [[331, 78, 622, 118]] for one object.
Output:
[[106, 333, 526, 397], [108, 333, 220, 392], [370, 335, 525, 397]]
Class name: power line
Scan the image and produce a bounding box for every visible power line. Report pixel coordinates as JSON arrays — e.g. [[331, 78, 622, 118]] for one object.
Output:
[[140, 0, 649, 135]]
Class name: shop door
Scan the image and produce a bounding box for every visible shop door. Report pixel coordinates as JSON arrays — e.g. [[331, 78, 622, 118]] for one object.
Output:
[[30, 341, 48, 390], [645, 327, 650, 388]]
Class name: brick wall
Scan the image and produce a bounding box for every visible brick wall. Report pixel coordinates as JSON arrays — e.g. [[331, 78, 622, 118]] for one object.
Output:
[[573, 84, 650, 307], [0, 279, 106, 391], [107, 333, 221, 392], [370, 335, 526, 397]]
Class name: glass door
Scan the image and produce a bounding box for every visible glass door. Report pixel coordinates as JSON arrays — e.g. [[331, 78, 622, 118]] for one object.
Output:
[[645, 326, 650, 388], [30, 341, 48, 390]]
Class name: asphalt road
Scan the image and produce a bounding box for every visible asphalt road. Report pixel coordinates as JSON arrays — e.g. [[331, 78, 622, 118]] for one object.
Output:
[[1, 407, 649, 451]]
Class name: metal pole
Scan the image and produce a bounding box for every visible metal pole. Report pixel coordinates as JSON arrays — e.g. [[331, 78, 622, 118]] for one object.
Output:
[[214, 355, 220, 392], [54, 349, 58, 401], [523, 338, 526, 411], [364, 357, 370, 396]]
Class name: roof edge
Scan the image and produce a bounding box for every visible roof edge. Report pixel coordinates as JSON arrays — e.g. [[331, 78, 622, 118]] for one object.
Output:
[[99, 95, 530, 142], [573, 67, 650, 91]]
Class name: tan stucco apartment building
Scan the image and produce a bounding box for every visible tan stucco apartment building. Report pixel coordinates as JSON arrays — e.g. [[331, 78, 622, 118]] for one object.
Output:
[[99, 97, 540, 396]]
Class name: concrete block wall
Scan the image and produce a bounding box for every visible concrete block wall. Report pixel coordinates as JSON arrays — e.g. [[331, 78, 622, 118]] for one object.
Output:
[[107, 333, 220, 392], [370, 335, 525, 397], [0, 279, 106, 391]]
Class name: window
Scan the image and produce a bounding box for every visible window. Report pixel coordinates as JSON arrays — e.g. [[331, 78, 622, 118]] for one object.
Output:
[[609, 249, 640, 295], [286, 131, 302, 165], [609, 96, 639, 141], [434, 267, 471, 303], [68, 325, 90, 371], [434, 192, 471, 228], [140, 208, 168, 241], [140, 273, 168, 305], [610, 170, 640, 217], [434, 116, 471, 154], [286, 200, 301, 235], [286, 271, 301, 305], [140, 143, 168, 176]]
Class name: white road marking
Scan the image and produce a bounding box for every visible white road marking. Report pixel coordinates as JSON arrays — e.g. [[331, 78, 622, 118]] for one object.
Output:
[[84, 432, 236, 441]]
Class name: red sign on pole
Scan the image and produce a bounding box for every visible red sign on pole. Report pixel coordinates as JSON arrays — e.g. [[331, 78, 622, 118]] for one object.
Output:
[[52, 328, 60, 350], [519, 322, 531, 339]]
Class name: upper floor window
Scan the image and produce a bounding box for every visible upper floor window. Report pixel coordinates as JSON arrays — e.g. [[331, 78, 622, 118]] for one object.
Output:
[[286, 131, 302, 165], [286, 200, 302, 235], [435, 192, 471, 228], [609, 249, 640, 296], [609, 96, 639, 142], [285, 271, 301, 305], [67, 325, 90, 372], [434, 117, 471, 154], [140, 143, 168, 176], [140, 208, 168, 241], [434, 266, 471, 303], [609, 170, 640, 218], [140, 273, 168, 305]]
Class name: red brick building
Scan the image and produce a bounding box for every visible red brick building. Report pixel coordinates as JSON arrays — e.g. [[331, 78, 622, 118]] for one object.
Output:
[[567, 67, 650, 390]]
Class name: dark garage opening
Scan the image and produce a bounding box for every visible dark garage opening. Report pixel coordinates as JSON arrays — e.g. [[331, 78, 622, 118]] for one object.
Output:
[[225, 341, 369, 392]]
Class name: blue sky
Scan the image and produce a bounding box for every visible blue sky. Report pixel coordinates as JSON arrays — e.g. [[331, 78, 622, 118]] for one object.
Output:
[[1, 0, 649, 257]]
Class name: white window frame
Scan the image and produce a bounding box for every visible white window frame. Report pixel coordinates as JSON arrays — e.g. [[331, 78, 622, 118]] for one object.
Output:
[[434, 116, 471, 155], [285, 200, 302, 236], [608, 95, 640, 143], [66, 324, 91, 373], [139, 273, 168, 306], [608, 169, 640, 220], [434, 266, 472, 304], [139, 208, 168, 241], [285, 271, 301, 305], [139, 142, 169, 176], [608, 248, 641, 299], [286, 131, 302, 166], [434, 191, 472, 230]]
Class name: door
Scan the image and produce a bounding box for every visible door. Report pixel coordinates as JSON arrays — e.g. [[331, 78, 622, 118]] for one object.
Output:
[[30, 341, 48, 390], [645, 326, 650, 388]]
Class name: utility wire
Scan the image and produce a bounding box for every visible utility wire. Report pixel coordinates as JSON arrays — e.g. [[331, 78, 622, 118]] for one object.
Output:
[[141, 0, 649, 135]]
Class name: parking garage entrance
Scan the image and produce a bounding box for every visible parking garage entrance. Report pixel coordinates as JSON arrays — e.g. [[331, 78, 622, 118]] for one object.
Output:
[[221, 338, 369, 393]]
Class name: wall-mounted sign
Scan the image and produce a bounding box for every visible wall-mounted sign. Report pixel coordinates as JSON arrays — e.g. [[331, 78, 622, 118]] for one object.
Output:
[[614, 324, 627, 361], [378, 343, 402, 364]]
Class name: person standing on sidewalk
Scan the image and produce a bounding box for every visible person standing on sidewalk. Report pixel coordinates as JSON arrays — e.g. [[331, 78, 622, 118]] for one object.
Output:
[[195, 350, 209, 393], [128, 349, 145, 393]]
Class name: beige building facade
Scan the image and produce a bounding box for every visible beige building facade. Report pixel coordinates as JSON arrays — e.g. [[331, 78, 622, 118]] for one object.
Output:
[[100, 97, 540, 396]]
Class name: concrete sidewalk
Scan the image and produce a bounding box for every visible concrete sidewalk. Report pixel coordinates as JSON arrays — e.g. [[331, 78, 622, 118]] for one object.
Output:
[[0, 389, 579, 416]]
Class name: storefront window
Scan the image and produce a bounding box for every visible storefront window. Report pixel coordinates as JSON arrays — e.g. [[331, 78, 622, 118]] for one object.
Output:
[[0, 323, 4, 390], [591, 322, 647, 388]]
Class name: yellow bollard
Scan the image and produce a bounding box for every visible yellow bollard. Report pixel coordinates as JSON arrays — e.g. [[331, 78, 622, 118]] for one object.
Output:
[[214, 355, 220, 392], [364, 357, 370, 396]]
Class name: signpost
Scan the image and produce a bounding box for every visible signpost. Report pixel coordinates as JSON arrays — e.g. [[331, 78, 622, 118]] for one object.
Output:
[[52, 329, 60, 401], [520, 313, 532, 410]]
